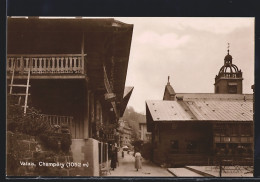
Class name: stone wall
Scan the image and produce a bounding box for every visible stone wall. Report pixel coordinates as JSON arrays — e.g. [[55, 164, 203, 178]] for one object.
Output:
[[7, 131, 38, 176], [7, 131, 74, 176]]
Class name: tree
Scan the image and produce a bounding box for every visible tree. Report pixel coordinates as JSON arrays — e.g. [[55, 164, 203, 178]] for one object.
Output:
[[122, 106, 146, 144]]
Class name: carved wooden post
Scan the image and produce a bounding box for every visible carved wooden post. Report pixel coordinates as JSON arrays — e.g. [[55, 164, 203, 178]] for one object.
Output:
[[60, 57, 64, 73], [81, 32, 85, 74], [51, 57, 54, 73], [65, 57, 68, 73], [47, 58, 50, 73], [49, 115, 52, 125], [39, 58, 42, 74], [56, 115, 59, 125], [31, 58, 34, 73], [54, 57, 57, 73], [72, 57, 76, 72], [20, 56, 24, 74], [43, 58, 46, 73], [69, 57, 73, 73]]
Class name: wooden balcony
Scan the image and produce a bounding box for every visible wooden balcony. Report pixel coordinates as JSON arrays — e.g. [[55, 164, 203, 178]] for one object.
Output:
[[41, 114, 73, 126], [7, 54, 87, 79], [105, 134, 115, 141], [41, 114, 75, 137]]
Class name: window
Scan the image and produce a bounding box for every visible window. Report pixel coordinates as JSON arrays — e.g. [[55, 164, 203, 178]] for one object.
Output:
[[241, 137, 248, 143], [228, 124, 239, 136], [213, 123, 226, 136], [214, 136, 220, 142], [186, 141, 197, 154], [224, 137, 231, 142], [231, 136, 239, 142], [240, 123, 252, 136], [228, 82, 237, 93], [170, 140, 179, 153], [215, 143, 226, 155]]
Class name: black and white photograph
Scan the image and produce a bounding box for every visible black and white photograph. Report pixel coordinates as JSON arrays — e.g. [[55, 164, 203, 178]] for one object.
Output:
[[6, 17, 254, 177]]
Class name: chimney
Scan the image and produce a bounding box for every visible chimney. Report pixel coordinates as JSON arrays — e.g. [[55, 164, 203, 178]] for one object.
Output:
[[176, 96, 184, 101]]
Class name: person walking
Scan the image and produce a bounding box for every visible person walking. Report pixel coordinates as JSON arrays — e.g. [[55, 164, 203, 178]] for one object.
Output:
[[122, 150, 124, 158], [134, 151, 142, 171], [110, 146, 117, 170]]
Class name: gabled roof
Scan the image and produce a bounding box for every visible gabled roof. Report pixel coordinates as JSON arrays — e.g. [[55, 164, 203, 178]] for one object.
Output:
[[176, 93, 253, 100], [146, 100, 196, 121], [123, 87, 134, 97], [146, 93, 253, 122], [186, 99, 252, 121], [120, 87, 134, 117]]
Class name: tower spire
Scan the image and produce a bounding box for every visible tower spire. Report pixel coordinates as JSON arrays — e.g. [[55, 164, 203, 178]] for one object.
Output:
[[214, 43, 243, 94], [227, 42, 230, 55]]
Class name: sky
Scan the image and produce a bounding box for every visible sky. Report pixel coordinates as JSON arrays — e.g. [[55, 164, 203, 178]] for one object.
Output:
[[35, 17, 254, 113], [113, 17, 255, 114]]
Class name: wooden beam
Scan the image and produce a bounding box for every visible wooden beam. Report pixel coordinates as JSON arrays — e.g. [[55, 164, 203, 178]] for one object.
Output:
[[7, 75, 88, 80], [7, 54, 86, 58], [81, 32, 86, 74]]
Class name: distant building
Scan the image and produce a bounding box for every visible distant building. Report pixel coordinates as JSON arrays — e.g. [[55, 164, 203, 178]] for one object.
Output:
[[118, 120, 133, 147], [146, 48, 253, 167], [139, 122, 151, 143]]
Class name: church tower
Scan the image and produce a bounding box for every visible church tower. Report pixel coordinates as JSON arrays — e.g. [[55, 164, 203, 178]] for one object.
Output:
[[214, 44, 243, 94], [163, 76, 176, 100]]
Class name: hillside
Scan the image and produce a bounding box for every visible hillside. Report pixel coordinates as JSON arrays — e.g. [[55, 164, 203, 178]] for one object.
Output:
[[122, 106, 146, 140]]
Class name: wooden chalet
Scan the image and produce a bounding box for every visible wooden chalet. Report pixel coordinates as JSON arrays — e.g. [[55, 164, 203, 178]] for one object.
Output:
[[146, 49, 254, 167], [7, 17, 133, 176]]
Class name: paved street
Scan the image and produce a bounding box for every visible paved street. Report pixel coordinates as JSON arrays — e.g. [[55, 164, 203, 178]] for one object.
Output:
[[106, 151, 253, 177], [185, 166, 253, 177], [107, 151, 173, 177]]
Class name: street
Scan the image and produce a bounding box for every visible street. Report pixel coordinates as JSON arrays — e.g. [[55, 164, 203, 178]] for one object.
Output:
[[107, 151, 173, 177]]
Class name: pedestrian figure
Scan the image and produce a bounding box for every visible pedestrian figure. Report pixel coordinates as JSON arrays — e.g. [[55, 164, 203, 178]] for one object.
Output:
[[134, 151, 142, 171], [122, 150, 124, 158], [110, 146, 117, 170], [116, 147, 119, 167]]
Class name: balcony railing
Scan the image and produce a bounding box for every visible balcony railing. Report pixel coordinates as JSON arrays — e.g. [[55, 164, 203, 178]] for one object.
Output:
[[7, 54, 86, 75], [105, 134, 115, 141], [214, 136, 253, 143], [40, 114, 76, 138], [41, 114, 73, 127], [215, 72, 242, 80]]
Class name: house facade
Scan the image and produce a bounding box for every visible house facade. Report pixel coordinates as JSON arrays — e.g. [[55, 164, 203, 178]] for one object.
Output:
[[146, 49, 253, 167], [139, 122, 151, 143], [7, 17, 133, 176], [118, 119, 133, 147]]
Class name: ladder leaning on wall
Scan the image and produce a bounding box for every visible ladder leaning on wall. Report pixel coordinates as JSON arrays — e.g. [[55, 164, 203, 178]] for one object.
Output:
[[9, 58, 31, 114]]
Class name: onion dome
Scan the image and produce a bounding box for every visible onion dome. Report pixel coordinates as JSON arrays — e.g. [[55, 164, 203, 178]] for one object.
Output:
[[218, 44, 240, 74]]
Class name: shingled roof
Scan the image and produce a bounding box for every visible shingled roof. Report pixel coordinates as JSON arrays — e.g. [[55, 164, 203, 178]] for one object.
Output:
[[146, 93, 253, 122]]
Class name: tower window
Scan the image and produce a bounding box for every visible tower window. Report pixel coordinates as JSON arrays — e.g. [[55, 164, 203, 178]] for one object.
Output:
[[228, 85, 237, 93], [228, 82, 237, 93]]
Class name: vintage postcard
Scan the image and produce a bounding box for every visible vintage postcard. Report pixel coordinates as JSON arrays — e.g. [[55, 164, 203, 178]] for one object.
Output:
[[6, 17, 254, 177]]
